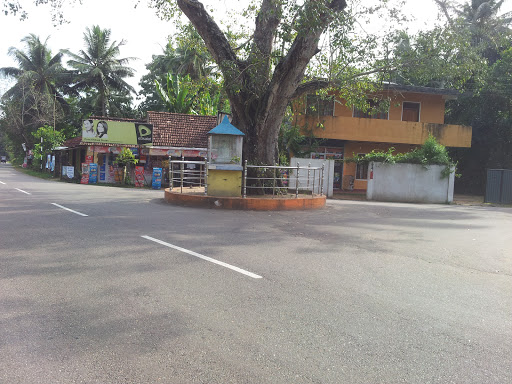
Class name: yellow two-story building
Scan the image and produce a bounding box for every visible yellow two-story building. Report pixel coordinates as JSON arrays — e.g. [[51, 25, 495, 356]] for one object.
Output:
[[293, 84, 472, 191]]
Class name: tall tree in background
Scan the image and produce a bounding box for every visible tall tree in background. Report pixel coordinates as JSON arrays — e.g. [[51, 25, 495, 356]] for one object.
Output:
[[434, 0, 512, 193], [65, 26, 136, 117], [0, 34, 72, 159], [0, 34, 72, 115], [138, 24, 220, 114]]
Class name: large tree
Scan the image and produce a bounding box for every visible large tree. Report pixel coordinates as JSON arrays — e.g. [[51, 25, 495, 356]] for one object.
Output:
[[165, 0, 352, 164], [65, 26, 136, 117]]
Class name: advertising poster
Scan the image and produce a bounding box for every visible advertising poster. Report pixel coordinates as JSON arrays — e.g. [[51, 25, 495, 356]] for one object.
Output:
[[152, 167, 162, 190], [135, 166, 144, 187], [82, 119, 153, 145], [88, 163, 98, 184], [66, 166, 75, 179], [85, 155, 93, 164], [80, 163, 89, 184]]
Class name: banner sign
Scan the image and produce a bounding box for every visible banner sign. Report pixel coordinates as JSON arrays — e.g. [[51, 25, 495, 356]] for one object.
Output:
[[62, 166, 75, 179], [94, 146, 110, 154], [82, 119, 153, 145], [135, 166, 144, 187], [80, 163, 89, 184], [148, 148, 207, 157], [88, 163, 98, 184], [149, 148, 170, 156], [152, 167, 162, 190]]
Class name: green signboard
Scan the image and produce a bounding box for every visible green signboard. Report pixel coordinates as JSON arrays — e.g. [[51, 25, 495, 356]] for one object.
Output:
[[82, 119, 153, 145]]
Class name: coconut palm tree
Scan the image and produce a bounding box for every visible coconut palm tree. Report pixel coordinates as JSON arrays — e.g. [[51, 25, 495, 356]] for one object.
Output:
[[0, 34, 72, 112], [65, 26, 136, 116]]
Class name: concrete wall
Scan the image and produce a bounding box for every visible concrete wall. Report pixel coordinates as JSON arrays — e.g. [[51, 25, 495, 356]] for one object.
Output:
[[289, 158, 334, 197], [366, 162, 455, 204]]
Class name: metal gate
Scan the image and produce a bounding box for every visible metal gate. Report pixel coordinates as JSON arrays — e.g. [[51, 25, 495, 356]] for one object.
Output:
[[485, 169, 512, 204]]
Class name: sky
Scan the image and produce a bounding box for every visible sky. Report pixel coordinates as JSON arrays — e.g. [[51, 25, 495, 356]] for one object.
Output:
[[0, 0, 510, 99]]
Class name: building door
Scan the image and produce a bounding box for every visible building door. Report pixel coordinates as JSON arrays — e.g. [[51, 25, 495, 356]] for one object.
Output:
[[333, 161, 343, 190], [99, 154, 109, 183]]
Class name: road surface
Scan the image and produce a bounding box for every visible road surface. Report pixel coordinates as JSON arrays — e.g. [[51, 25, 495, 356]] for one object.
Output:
[[1, 164, 511, 383]]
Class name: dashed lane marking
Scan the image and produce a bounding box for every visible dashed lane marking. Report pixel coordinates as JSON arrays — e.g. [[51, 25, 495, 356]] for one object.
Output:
[[141, 235, 262, 279], [51, 203, 88, 217]]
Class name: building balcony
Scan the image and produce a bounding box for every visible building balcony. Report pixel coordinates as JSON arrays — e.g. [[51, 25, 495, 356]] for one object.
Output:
[[296, 115, 472, 148]]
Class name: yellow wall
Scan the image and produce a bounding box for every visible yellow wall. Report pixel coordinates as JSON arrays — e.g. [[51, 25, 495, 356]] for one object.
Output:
[[333, 91, 446, 123], [293, 90, 472, 148], [296, 115, 472, 147], [207, 169, 242, 197]]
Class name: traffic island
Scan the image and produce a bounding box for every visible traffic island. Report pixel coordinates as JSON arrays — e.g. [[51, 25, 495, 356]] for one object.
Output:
[[164, 188, 326, 210]]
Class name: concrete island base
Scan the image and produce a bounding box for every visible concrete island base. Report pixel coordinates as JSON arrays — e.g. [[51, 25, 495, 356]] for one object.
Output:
[[164, 189, 326, 210]]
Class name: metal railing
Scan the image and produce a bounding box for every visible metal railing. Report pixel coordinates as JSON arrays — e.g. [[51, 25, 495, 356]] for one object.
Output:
[[243, 160, 324, 198], [169, 159, 208, 195]]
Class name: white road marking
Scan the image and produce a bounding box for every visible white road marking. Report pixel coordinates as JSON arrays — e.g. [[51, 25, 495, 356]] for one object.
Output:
[[15, 188, 31, 195], [0, 181, 5, 184], [141, 235, 263, 279], [51, 203, 88, 217]]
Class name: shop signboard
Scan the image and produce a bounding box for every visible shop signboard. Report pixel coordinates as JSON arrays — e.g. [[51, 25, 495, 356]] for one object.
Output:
[[135, 166, 144, 187], [149, 148, 170, 156], [94, 146, 110, 153], [168, 149, 182, 157], [152, 167, 162, 190], [88, 163, 98, 184], [82, 119, 153, 145]]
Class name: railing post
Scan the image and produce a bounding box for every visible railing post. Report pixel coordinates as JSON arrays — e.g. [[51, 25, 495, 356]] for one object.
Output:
[[273, 163, 277, 198], [296, 162, 300, 198], [243, 160, 247, 198], [180, 161, 184, 194], [321, 163, 325, 196], [307, 162, 311, 191], [205, 161, 209, 196], [169, 158, 173, 191], [312, 168, 316, 198]]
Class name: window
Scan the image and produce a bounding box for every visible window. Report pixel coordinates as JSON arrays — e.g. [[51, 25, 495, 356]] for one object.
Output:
[[356, 154, 368, 180], [306, 94, 334, 116], [353, 99, 389, 120], [402, 102, 420, 122]]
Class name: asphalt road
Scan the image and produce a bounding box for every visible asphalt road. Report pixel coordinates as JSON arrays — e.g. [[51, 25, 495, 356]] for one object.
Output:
[[1, 164, 511, 384]]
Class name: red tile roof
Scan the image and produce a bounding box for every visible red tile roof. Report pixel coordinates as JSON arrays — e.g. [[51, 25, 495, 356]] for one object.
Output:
[[62, 136, 83, 149], [146, 111, 216, 148]]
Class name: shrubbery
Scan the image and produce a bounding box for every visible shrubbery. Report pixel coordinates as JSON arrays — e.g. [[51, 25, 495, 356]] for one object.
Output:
[[345, 135, 457, 178]]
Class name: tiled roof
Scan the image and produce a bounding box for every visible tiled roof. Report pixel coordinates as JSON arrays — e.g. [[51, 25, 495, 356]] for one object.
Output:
[[62, 136, 83, 149], [146, 111, 217, 148]]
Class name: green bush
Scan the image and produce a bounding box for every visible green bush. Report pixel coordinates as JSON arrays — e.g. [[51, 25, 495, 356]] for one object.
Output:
[[345, 135, 456, 178]]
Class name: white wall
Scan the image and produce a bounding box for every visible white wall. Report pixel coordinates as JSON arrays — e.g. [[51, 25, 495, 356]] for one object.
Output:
[[366, 162, 455, 203], [289, 158, 334, 197]]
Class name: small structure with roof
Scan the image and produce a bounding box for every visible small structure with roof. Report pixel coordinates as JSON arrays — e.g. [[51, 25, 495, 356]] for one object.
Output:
[[207, 116, 245, 197]]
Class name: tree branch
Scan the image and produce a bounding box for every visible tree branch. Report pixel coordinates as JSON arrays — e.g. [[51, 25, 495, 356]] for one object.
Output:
[[433, 0, 454, 27], [252, 0, 281, 58], [176, 0, 238, 66]]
